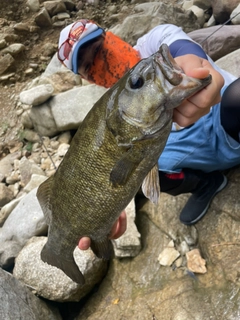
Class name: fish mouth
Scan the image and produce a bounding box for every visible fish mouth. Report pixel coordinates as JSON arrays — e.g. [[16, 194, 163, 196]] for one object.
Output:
[[154, 44, 212, 97]]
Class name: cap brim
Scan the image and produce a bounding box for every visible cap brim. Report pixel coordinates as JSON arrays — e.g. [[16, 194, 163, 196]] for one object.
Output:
[[72, 28, 104, 74]]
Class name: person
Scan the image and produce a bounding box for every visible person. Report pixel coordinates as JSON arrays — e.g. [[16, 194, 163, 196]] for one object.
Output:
[[57, 19, 240, 250]]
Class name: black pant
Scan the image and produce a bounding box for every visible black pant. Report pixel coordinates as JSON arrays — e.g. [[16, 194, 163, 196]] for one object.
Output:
[[220, 77, 240, 142]]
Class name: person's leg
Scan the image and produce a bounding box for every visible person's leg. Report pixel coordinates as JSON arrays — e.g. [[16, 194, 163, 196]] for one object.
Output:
[[159, 79, 240, 225], [159, 169, 227, 225], [220, 77, 240, 142]]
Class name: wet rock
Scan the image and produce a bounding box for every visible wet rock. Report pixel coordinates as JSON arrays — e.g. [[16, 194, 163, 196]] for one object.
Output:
[[13, 236, 108, 302], [186, 248, 207, 274]]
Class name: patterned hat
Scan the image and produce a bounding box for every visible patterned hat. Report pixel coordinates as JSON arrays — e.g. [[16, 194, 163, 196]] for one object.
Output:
[[58, 19, 104, 73]]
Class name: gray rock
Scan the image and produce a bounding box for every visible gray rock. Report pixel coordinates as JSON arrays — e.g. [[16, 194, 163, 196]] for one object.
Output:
[[13, 236, 108, 302], [1, 43, 25, 56], [0, 196, 24, 227], [110, 2, 200, 45], [188, 25, 240, 61], [216, 49, 240, 78], [19, 84, 54, 106], [29, 84, 107, 136], [34, 7, 52, 28], [0, 268, 61, 320], [23, 174, 47, 193], [230, 3, 240, 24], [112, 198, 141, 258], [43, 0, 66, 17], [0, 188, 47, 268], [0, 183, 14, 207], [27, 0, 40, 12], [211, 0, 240, 23], [19, 156, 45, 187], [0, 53, 15, 75]]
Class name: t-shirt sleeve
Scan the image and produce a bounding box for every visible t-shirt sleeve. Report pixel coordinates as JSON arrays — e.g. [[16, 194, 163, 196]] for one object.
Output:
[[169, 39, 208, 59], [134, 24, 207, 59]]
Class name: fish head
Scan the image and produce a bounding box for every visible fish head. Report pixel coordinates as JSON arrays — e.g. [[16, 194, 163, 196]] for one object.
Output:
[[106, 44, 211, 140]]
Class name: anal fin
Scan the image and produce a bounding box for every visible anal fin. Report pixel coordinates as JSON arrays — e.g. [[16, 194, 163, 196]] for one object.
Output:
[[91, 238, 113, 260], [141, 164, 160, 204]]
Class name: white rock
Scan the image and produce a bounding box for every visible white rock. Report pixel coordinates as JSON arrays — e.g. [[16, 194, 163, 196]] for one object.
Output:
[[158, 240, 180, 266], [19, 84, 54, 106], [112, 198, 141, 258], [13, 237, 108, 302], [0, 188, 47, 268]]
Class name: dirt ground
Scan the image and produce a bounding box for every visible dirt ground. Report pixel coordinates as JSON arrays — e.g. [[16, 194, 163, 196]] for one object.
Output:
[[0, 0, 181, 153]]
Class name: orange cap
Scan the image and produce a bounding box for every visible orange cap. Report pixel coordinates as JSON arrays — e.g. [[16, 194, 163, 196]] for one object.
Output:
[[87, 31, 141, 88]]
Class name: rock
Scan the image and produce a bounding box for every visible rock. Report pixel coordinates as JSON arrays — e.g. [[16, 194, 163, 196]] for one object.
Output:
[[0, 268, 61, 320], [112, 198, 141, 258], [187, 5, 205, 27], [18, 156, 45, 187], [0, 188, 47, 269], [0, 196, 24, 227], [27, 0, 40, 12], [216, 49, 240, 78], [29, 84, 107, 136], [158, 240, 180, 266], [74, 168, 240, 319], [19, 84, 54, 106], [34, 7, 52, 28], [0, 53, 15, 75], [110, 2, 200, 45], [57, 142, 69, 157], [1, 43, 25, 56], [13, 236, 108, 302], [0, 183, 14, 207], [210, 0, 240, 23], [186, 248, 207, 274], [43, 0, 67, 16], [23, 173, 47, 193], [230, 3, 240, 24], [188, 25, 240, 61]]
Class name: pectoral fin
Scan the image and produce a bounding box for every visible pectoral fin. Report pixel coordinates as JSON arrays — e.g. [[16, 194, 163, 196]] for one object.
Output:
[[110, 152, 139, 187], [141, 164, 160, 204], [37, 176, 54, 225], [90, 237, 113, 260]]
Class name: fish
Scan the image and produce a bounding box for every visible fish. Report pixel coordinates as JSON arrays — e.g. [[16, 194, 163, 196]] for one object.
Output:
[[37, 44, 211, 284]]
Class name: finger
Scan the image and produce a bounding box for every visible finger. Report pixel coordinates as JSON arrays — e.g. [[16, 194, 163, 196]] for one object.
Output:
[[78, 236, 91, 250], [186, 67, 210, 79], [109, 211, 127, 239]]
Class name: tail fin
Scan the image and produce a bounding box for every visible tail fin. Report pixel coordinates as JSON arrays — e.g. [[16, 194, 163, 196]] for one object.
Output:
[[41, 244, 85, 285]]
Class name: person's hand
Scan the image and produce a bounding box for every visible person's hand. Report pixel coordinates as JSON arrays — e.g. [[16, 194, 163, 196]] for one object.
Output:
[[78, 210, 127, 250], [173, 54, 224, 127]]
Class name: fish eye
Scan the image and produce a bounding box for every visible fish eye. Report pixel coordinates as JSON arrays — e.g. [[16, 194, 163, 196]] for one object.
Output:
[[129, 75, 144, 89]]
